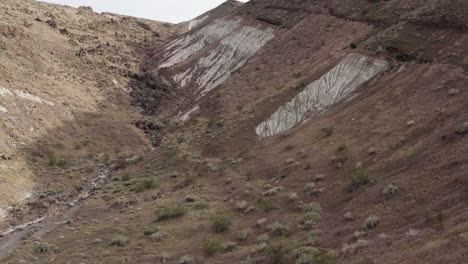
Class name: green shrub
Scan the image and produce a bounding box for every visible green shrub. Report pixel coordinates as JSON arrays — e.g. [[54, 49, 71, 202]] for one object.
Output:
[[296, 249, 336, 264], [268, 222, 290, 236], [134, 178, 158, 192], [110, 236, 129, 247], [155, 205, 187, 222], [258, 198, 276, 212], [48, 157, 68, 167], [33, 243, 57, 254], [347, 171, 371, 192], [266, 244, 288, 264], [321, 127, 334, 138], [363, 216, 379, 230], [383, 184, 398, 195], [211, 214, 232, 233], [302, 203, 321, 214], [256, 234, 270, 244], [238, 228, 253, 242], [193, 200, 209, 210], [121, 172, 131, 181], [201, 239, 221, 256], [179, 255, 193, 264], [221, 242, 236, 252], [143, 228, 158, 236]]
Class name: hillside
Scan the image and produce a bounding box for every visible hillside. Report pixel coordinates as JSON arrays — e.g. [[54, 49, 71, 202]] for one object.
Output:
[[0, 0, 467, 264]]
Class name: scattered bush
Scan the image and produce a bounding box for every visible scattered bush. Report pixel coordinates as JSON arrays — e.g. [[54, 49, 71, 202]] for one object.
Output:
[[155, 205, 187, 222], [456, 121, 468, 134], [347, 171, 371, 192], [268, 222, 290, 237], [121, 172, 131, 181], [33, 243, 57, 254], [134, 178, 158, 192], [143, 228, 158, 236], [179, 256, 193, 264], [302, 203, 321, 214], [221, 241, 237, 252], [211, 214, 232, 233], [257, 234, 270, 244], [321, 127, 334, 138], [245, 171, 254, 181], [266, 244, 288, 264], [341, 240, 369, 255], [301, 203, 322, 225], [110, 235, 129, 247], [160, 252, 172, 263], [363, 216, 379, 230], [427, 212, 444, 230], [48, 157, 68, 167], [202, 239, 221, 256], [383, 184, 398, 195], [238, 228, 253, 242], [149, 231, 168, 242], [193, 200, 209, 210], [295, 246, 319, 258], [296, 249, 336, 264], [258, 198, 276, 212]]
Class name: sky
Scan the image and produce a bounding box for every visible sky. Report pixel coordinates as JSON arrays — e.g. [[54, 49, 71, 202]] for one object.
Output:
[[36, 0, 248, 24]]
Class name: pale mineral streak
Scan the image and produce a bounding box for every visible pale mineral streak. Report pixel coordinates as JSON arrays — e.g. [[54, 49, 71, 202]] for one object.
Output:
[[158, 18, 274, 100], [256, 54, 388, 138]]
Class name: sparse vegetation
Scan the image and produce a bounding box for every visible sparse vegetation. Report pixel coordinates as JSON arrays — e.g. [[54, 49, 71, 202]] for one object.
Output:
[[179, 255, 193, 264], [257, 234, 270, 244], [121, 172, 131, 181], [245, 171, 254, 181], [193, 200, 209, 210], [202, 239, 221, 256], [134, 178, 157, 192], [238, 228, 253, 242], [321, 127, 334, 138], [211, 214, 232, 233], [348, 171, 371, 192], [363, 216, 379, 230], [268, 222, 290, 236], [301, 202, 322, 225], [155, 205, 187, 222], [110, 236, 129, 247], [296, 249, 337, 264], [383, 184, 398, 195], [149, 231, 168, 241], [455, 121, 468, 134], [48, 156, 68, 167], [33, 243, 57, 254], [427, 212, 444, 230], [258, 198, 276, 212], [266, 244, 288, 264]]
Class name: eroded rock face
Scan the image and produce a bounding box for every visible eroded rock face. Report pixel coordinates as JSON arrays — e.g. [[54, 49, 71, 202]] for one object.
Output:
[[256, 53, 388, 137], [146, 18, 275, 116]]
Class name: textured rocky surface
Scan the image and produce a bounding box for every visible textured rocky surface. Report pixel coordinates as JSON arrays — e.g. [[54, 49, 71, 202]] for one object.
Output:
[[256, 54, 388, 137]]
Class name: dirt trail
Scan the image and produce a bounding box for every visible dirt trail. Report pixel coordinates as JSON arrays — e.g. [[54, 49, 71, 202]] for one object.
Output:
[[0, 166, 110, 260]]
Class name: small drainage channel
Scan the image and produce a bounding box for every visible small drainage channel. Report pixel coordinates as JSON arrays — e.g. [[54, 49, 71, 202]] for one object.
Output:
[[0, 165, 110, 259]]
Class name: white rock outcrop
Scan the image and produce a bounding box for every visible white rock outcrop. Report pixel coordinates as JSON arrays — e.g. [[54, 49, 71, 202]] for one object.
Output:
[[256, 54, 388, 137]]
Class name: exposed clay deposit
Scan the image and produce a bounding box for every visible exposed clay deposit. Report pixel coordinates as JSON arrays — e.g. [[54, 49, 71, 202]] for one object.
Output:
[[188, 15, 209, 31], [0, 86, 54, 106], [256, 54, 388, 137], [158, 18, 274, 99], [180, 105, 200, 121]]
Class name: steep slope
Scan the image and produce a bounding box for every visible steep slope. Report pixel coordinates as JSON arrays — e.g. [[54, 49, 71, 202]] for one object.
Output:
[[1, 0, 467, 264], [0, 0, 174, 231]]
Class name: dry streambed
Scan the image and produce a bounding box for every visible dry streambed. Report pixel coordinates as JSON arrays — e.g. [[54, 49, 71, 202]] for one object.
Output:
[[0, 165, 110, 259]]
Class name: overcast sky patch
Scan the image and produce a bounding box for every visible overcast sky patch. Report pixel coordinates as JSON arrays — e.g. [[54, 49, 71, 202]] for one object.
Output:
[[35, 0, 247, 23]]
